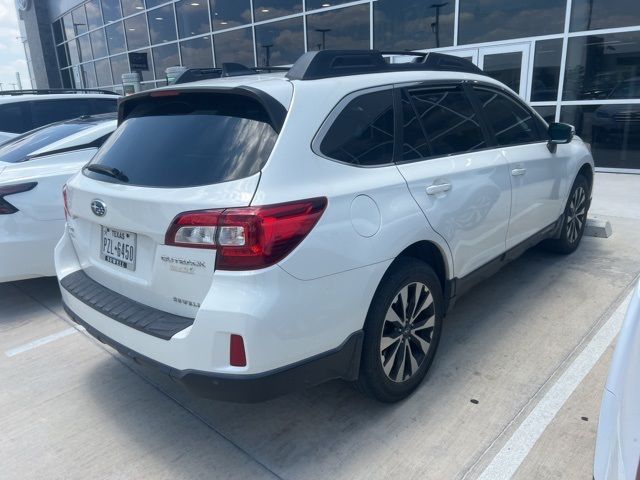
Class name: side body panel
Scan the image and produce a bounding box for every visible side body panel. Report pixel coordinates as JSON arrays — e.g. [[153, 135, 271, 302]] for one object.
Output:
[[0, 149, 97, 282]]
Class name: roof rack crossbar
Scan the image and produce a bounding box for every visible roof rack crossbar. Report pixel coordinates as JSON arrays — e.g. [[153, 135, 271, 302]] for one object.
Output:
[[285, 50, 485, 80], [0, 88, 118, 96]]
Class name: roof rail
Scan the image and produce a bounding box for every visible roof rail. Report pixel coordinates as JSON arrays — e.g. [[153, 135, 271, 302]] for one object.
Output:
[[173, 64, 290, 84], [285, 50, 485, 80], [0, 88, 118, 96]]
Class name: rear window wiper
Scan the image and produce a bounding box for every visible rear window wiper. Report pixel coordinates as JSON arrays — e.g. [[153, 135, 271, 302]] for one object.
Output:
[[85, 164, 129, 182]]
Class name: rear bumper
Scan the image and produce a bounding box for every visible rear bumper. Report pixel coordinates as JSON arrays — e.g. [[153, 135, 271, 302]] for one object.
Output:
[[56, 228, 386, 401], [64, 303, 363, 402]]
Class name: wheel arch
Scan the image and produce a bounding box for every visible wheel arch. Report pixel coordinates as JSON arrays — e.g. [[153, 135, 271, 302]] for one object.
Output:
[[392, 240, 451, 307], [577, 163, 594, 194]]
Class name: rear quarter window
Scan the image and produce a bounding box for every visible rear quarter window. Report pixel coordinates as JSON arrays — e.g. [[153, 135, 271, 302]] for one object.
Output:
[[318, 89, 395, 166], [84, 92, 279, 188]]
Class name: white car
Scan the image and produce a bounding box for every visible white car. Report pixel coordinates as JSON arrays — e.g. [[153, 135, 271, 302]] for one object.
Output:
[[0, 114, 117, 282], [594, 280, 640, 479], [0, 90, 118, 144], [56, 50, 594, 402]]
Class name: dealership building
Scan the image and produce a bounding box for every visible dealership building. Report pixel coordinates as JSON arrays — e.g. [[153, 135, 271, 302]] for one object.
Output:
[[14, 0, 640, 172]]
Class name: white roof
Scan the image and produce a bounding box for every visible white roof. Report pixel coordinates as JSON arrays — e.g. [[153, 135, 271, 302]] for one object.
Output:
[[0, 93, 120, 105]]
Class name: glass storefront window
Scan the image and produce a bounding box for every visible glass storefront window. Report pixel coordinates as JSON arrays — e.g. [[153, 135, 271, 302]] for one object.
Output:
[[72, 6, 88, 35], [374, 0, 454, 50], [131, 49, 155, 81], [90, 29, 108, 59], [214, 27, 255, 67], [53, 19, 65, 45], [85, 0, 103, 30], [68, 40, 80, 65], [110, 53, 130, 85], [531, 39, 563, 102], [564, 32, 640, 101], [152, 43, 180, 81], [81, 63, 98, 88], [482, 52, 523, 93], [533, 106, 556, 124], [101, 0, 122, 24], [254, 0, 302, 22], [57, 45, 69, 69], [95, 58, 113, 86], [571, 0, 640, 32], [562, 105, 640, 169], [254, 17, 304, 66], [306, 0, 352, 10], [106, 22, 127, 55], [63, 14, 75, 40], [146, 0, 169, 7], [122, 0, 146, 18], [210, 0, 252, 30], [458, 0, 565, 45], [78, 34, 93, 63], [149, 5, 177, 44], [306, 4, 369, 51], [61, 68, 75, 89], [180, 36, 214, 68], [175, 0, 211, 39], [125, 13, 150, 51]]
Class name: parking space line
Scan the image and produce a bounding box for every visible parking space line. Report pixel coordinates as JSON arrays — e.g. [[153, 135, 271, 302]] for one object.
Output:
[[476, 291, 632, 480], [4, 327, 82, 358]]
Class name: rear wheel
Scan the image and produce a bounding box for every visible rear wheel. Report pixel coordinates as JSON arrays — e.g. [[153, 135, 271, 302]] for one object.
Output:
[[544, 175, 589, 254], [357, 258, 443, 402]]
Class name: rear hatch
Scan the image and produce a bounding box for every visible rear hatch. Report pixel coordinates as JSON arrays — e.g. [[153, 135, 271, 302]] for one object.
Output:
[[65, 88, 287, 318]]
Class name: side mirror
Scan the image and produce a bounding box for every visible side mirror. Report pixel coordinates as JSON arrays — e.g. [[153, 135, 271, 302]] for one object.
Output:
[[547, 122, 575, 153]]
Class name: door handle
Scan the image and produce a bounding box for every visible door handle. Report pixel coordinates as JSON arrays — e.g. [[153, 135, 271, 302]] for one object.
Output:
[[426, 183, 452, 195], [511, 168, 527, 176]]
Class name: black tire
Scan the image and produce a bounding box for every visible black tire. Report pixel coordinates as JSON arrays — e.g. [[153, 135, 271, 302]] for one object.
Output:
[[357, 258, 443, 403], [543, 175, 590, 254]]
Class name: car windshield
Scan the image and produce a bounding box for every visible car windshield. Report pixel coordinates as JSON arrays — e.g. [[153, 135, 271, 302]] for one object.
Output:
[[0, 119, 105, 164]]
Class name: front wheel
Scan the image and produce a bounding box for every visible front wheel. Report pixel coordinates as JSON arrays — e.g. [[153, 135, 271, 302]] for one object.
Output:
[[357, 259, 443, 403], [544, 175, 589, 254]]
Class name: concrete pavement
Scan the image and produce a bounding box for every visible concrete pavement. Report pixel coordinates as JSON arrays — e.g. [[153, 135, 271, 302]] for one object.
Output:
[[0, 172, 638, 479]]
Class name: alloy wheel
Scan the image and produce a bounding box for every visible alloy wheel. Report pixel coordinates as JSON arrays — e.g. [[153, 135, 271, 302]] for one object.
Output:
[[380, 282, 435, 383], [566, 186, 587, 244]]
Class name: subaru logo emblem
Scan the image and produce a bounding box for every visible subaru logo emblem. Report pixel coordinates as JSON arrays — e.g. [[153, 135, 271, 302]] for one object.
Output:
[[91, 199, 107, 217]]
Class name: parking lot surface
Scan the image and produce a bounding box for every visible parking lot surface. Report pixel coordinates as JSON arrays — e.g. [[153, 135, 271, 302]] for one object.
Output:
[[1, 172, 639, 480]]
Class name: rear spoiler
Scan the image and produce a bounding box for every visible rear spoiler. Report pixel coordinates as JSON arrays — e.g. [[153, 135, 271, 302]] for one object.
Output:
[[117, 86, 288, 134]]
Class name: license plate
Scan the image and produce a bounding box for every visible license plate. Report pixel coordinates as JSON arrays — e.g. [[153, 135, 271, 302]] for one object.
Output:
[[101, 226, 137, 271]]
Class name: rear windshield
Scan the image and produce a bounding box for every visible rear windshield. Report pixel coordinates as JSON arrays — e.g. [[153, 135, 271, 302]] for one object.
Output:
[[0, 122, 97, 163], [84, 92, 279, 188]]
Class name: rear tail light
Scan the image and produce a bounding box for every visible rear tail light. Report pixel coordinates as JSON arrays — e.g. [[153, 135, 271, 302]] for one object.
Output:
[[0, 182, 37, 215], [229, 334, 247, 367], [165, 197, 327, 270], [62, 184, 69, 220]]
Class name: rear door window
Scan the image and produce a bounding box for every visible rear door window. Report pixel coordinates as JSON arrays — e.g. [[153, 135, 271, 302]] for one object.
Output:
[[319, 89, 395, 166], [84, 92, 279, 188]]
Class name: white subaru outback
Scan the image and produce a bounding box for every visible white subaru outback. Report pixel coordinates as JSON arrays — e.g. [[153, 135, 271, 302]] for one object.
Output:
[[56, 50, 594, 403]]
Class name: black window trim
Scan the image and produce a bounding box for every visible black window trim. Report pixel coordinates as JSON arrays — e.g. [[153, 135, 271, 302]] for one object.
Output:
[[311, 84, 398, 169]]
